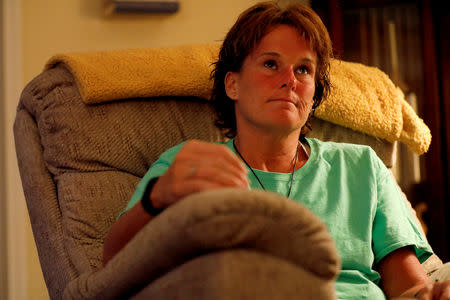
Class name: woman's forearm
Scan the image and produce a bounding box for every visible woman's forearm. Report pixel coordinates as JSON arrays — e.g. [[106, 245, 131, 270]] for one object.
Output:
[[102, 201, 152, 266], [397, 282, 431, 298]]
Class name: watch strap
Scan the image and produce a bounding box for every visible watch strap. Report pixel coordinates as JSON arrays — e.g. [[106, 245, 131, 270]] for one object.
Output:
[[141, 177, 163, 216]]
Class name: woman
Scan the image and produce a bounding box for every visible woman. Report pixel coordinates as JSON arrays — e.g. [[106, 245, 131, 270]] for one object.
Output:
[[103, 2, 450, 299]]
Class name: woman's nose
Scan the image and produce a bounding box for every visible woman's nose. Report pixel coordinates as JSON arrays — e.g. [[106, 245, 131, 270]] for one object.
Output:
[[280, 67, 297, 90]]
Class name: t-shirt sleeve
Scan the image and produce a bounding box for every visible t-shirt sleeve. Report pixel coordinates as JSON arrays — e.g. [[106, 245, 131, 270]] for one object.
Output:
[[117, 142, 186, 218], [371, 151, 433, 264]]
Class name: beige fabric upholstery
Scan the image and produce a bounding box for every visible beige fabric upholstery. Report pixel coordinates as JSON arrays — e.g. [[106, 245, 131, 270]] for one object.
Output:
[[132, 250, 335, 300], [429, 262, 450, 282], [308, 118, 395, 168], [63, 189, 339, 299], [18, 65, 224, 270]]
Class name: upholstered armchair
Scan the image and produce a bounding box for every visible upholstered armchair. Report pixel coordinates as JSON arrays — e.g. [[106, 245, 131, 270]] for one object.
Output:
[[13, 44, 448, 300]]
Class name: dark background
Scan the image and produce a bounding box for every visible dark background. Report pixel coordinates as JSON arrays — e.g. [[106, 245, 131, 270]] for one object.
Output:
[[312, 0, 450, 262]]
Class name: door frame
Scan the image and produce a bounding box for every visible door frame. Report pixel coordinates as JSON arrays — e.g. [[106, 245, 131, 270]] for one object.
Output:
[[2, 0, 27, 299]]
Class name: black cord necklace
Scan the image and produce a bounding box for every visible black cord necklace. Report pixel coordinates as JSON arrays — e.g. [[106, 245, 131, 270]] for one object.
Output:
[[233, 140, 304, 198]]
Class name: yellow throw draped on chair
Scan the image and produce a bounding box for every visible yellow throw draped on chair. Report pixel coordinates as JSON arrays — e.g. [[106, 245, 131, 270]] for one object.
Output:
[[45, 44, 431, 155]]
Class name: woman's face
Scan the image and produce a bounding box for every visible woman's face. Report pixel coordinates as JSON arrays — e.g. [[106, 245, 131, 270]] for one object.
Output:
[[225, 24, 316, 135]]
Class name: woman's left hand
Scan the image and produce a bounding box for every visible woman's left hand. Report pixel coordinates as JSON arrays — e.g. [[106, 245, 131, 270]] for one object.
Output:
[[412, 280, 450, 300]]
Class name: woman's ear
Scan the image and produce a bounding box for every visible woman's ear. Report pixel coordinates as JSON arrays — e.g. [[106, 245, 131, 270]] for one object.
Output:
[[224, 71, 239, 100]]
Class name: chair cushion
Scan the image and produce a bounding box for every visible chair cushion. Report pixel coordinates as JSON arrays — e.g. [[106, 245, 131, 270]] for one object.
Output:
[[18, 64, 224, 270]]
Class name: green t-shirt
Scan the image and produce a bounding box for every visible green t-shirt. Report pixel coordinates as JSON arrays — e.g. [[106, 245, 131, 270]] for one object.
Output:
[[123, 138, 433, 300]]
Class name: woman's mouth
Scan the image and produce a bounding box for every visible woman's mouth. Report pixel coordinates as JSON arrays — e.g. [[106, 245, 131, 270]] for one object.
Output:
[[269, 98, 297, 106]]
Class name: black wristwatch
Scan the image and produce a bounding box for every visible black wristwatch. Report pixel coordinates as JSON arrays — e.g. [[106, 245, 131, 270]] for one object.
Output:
[[141, 177, 164, 216]]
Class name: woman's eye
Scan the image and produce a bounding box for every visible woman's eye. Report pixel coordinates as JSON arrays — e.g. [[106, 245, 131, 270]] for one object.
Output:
[[263, 60, 277, 70], [295, 66, 310, 75]]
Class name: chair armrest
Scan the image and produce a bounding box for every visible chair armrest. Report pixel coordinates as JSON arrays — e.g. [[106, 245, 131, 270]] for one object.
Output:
[[429, 262, 450, 282], [132, 249, 337, 300], [63, 188, 340, 300]]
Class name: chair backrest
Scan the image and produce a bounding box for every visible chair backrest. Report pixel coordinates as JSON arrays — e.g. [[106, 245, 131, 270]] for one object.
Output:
[[14, 64, 224, 299], [14, 63, 396, 299]]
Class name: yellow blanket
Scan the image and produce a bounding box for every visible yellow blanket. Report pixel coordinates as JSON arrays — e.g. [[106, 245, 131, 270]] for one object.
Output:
[[45, 44, 431, 155]]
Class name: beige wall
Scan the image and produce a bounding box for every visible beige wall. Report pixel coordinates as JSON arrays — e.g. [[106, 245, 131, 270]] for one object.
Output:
[[17, 0, 308, 299], [23, 0, 266, 84], [0, 0, 8, 298]]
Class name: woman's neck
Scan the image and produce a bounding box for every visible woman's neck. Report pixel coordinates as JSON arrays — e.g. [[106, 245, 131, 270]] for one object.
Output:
[[234, 130, 308, 173]]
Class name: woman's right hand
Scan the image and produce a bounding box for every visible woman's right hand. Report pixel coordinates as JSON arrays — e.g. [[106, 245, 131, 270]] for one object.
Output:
[[150, 140, 249, 209], [103, 140, 249, 265]]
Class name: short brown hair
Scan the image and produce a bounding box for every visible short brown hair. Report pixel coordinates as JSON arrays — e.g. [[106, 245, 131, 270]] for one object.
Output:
[[210, 1, 333, 139]]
